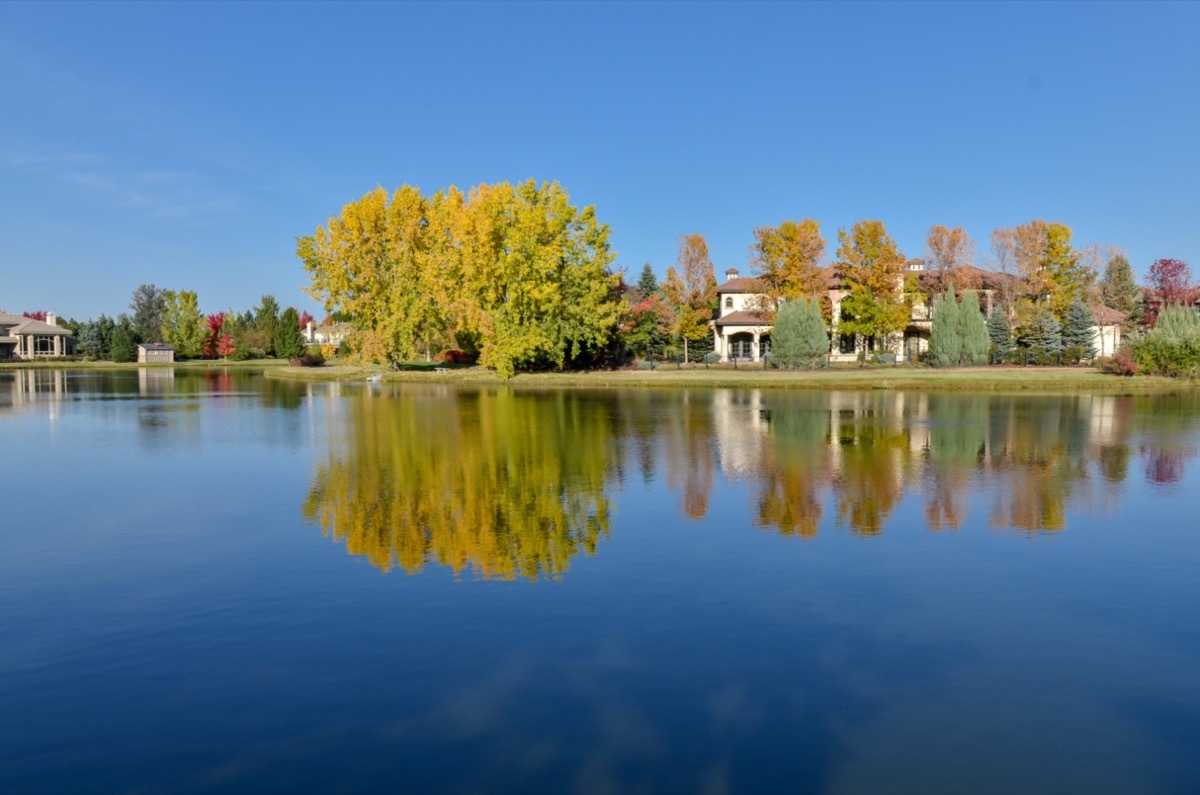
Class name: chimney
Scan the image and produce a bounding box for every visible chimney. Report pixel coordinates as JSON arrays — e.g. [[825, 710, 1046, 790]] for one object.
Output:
[[46, 312, 57, 327], [306, 320, 315, 343], [725, 268, 740, 281]]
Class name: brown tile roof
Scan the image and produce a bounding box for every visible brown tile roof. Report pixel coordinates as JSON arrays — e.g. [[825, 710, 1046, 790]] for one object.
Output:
[[714, 310, 771, 327], [716, 276, 767, 294], [1090, 304, 1128, 326]]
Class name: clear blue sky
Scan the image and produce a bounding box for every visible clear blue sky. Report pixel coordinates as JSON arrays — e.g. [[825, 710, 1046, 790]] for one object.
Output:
[[2, 1, 1197, 320]]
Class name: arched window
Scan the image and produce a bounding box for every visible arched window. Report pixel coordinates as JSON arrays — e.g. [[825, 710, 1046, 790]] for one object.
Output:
[[725, 296, 733, 309]]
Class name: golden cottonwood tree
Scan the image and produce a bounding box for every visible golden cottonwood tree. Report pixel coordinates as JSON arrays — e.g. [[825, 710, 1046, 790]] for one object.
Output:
[[833, 220, 910, 358], [297, 180, 619, 378], [924, 225, 976, 293], [749, 219, 827, 305], [160, 289, 204, 358], [661, 233, 717, 362]]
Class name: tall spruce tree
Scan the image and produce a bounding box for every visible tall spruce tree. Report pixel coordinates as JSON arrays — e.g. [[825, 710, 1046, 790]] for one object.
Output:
[[636, 263, 659, 296], [1100, 253, 1138, 320], [987, 304, 1015, 360], [958, 290, 991, 365], [771, 297, 829, 369], [1062, 298, 1097, 360], [929, 284, 962, 367], [274, 307, 307, 360], [1025, 309, 1064, 359]]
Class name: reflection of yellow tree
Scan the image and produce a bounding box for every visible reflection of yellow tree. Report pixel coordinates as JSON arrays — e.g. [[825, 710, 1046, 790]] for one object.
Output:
[[820, 395, 916, 536], [755, 397, 832, 538], [985, 397, 1092, 533], [662, 391, 716, 519], [303, 388, 614, 580]]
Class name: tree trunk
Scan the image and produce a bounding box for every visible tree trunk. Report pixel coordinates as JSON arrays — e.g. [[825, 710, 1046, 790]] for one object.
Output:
[[683, 337, 689, 364]]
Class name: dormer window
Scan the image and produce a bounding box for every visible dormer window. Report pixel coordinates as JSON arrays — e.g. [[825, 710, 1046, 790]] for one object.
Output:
[[725, 297, 733, 309]]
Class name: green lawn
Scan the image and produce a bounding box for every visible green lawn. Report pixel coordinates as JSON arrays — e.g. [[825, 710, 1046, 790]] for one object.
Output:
[[0, 358, 290, 370], [268, 363, 1197, 393]]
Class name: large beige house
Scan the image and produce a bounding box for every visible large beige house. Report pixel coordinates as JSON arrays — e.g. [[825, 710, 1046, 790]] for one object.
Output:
[[0, 311, 76, 359], [711, 265, 1126, 363]]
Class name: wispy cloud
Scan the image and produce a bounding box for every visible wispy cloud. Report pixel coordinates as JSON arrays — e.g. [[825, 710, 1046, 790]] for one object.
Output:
[[4, 149, 243, 225]]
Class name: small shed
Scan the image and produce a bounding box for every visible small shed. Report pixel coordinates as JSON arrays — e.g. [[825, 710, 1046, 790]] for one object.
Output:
[[137, 343, 176, 363]]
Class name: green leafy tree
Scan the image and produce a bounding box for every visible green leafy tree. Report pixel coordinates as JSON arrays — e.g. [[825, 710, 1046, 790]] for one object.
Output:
[[130, 284, 167, 343], [987, 304, 1015, 359], [95, 314, 115, 359], [161, 290, 204, 358], [1062, 298, 1097, 360], [109, 323, 137, 363], [274, 307, 307, 360], [636, 263, 659, 296], [929, 285, 962, 367], [958, 290, 990, 365], [770, 297, 829, 369], [1100, 252, 1138, 321], [834, 220, 909, 362]]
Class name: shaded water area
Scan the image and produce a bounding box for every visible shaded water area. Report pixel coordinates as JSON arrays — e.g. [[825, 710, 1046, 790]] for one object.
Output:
[[3, 369, 1200, 793]]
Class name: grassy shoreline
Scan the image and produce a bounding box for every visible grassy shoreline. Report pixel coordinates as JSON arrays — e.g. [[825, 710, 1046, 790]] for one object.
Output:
[[0, 358, 289, 371], [265, 363, 1197, 393], [5, 358, 1192, 393]]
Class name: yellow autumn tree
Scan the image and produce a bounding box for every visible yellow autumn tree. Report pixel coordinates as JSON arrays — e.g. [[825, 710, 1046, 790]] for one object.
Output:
[[749, 218, 828, 306], [834, 220, 910, 361], [661, 233, 717, 362], [297, 180, 620, 378]]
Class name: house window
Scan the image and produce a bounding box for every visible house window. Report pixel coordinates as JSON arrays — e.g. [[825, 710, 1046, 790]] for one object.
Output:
[[839, 333, 856, 354], [34, 336, 55, 355], [729, 334, 753, 360], [725, 297, 733, 309]]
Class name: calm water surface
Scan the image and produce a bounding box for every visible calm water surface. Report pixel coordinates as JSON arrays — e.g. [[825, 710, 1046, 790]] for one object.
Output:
[[3, 369, 1200, 794]]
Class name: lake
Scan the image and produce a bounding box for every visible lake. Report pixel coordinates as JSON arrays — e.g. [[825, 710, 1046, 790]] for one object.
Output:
[[3, 369, 1200, 794]]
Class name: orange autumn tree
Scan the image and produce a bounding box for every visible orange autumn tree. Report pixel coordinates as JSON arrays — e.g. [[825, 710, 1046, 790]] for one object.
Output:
[[661, 233, 717, 362]]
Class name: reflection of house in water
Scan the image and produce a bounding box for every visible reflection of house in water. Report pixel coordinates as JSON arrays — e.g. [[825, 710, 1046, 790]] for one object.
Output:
[[138, 367, 177, 396], [1, 369, 70, 421], [710, 390, 769, 478]]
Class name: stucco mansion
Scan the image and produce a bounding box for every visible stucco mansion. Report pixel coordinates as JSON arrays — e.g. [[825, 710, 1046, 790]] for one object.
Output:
[[711, 265, 1126, 364], [0, 312, 75, 359]]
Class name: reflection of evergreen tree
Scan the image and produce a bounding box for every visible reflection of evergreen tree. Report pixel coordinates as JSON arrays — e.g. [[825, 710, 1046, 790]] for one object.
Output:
[[304, 388, 614, 580], [755, 394, 832, 537]]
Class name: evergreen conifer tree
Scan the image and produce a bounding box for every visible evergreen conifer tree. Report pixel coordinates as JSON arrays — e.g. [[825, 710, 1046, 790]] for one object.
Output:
[[1100, 253, 1139, 320], [987, 304, 1015, 360], [636, 263, 659, 296], [771, 298, 829, 369], [1026, 309, 1064, 360], [958, 290, 991, 365], [1062, 298, 1097, 360], [274, 307, 307, 360], [109, 325, 137, 363], [928, 284, 961, 367]]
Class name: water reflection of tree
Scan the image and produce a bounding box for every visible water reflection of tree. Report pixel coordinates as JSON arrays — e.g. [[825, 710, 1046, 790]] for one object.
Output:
[[754, 397, 831, 538], [303, 388, 614, 580]]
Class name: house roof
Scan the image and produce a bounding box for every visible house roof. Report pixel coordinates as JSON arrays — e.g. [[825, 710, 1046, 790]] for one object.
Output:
[[714, 310, 771, 327], [1090, 304, 1128, 326], [716, 276, 767, 294], [137, 343, 175, 351], [0, 313, 71, 335]]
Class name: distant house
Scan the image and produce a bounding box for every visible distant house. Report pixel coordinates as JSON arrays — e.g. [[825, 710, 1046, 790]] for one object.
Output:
[[711, 266, 1127, 363], [0, 311, 76, 359], [137, 343, 175, 363], [305, 321, 353, 348]]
